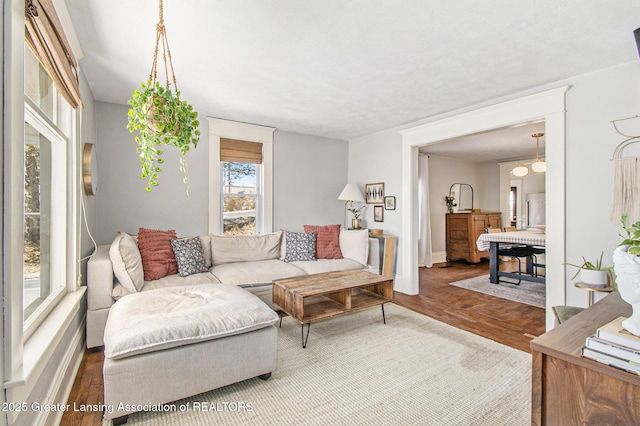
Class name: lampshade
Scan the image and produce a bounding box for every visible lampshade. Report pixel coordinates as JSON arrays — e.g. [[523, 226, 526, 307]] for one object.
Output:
[[512, 165, 529, 177], [531, 160, 547, 173], [338, 183, 365, 202]]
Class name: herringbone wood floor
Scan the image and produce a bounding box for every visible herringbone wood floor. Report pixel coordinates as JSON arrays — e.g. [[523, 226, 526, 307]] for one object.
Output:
[[61, 260, 545, 425]]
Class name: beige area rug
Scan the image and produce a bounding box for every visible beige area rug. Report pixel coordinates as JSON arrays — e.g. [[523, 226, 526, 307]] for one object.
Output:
[[450, 274, 545, 308], [105, 304, 531, 425]]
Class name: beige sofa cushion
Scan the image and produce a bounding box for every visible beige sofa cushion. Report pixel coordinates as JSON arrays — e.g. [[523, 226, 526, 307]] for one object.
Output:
[[109, 232, 144, 293], [210, 259, 305, 285], [104, 284, 278, 360], [111, 271, 220, 300], [339, 229, 369, 265], [211, 231, 282, 265]]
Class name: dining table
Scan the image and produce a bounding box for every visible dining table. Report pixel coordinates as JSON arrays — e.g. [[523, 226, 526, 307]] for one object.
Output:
[[476, 230, 546, 284]]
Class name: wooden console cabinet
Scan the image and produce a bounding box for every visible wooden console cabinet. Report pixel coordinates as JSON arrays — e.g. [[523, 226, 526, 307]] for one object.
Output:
[[531, 292, 640, 425], [445, 212, 501, 263]]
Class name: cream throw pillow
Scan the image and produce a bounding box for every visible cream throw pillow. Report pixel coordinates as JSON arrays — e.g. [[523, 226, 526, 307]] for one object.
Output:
[[339, 228, 369, 266], [109, 232, 144, 292], [210, 231, 282, 265]]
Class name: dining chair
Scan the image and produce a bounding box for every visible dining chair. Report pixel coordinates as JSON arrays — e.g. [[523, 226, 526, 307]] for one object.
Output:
[[503, 226, 545, 277], [487, 227, 535, 284]]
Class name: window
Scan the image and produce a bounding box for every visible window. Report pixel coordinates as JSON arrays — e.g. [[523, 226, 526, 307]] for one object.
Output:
[[220, 139, 263, 235], [207, 118, 275, 235], [22, 45, 73, 336]]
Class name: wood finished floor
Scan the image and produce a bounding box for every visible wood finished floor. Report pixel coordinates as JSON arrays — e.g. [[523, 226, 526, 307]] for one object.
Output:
[[394, 259, 546, 353], [61, 260, 544, 425]]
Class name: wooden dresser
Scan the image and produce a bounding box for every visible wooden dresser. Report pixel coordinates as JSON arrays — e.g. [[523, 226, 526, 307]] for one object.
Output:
[[531, 292, 640, 425], [445, 212, 501, 263]]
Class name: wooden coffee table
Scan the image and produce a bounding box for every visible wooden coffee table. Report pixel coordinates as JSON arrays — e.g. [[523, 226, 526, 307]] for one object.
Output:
[[272, 269, 394, 347]]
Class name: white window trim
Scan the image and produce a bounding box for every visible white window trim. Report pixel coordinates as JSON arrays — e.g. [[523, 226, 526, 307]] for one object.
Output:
[[23, 101, 69, 340], [3, 2, 82, 391], [207, 118, 275, 234]]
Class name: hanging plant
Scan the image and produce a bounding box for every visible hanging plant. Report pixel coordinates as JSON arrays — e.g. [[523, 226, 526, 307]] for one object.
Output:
[[126, 0, 200, 193]]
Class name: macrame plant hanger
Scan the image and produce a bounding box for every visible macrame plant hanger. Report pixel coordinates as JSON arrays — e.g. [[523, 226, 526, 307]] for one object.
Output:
[[150, 0, 177, 93], [611, 115, 640, 224]]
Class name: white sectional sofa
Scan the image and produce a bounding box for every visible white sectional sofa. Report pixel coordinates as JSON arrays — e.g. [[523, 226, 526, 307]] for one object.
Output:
[[86, 228, 380, 349]]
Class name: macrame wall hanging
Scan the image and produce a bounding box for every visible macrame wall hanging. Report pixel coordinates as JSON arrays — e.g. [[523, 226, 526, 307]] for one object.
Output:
[[611, 115, 640, 224]]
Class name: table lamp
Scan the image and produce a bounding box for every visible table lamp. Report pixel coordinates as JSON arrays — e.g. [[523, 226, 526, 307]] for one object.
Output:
[[338, 183, 365, 229]]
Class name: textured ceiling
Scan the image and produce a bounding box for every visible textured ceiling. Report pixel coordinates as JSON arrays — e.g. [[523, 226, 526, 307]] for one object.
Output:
[[420, 121, 546, 163], [65, 0, 640, 140]]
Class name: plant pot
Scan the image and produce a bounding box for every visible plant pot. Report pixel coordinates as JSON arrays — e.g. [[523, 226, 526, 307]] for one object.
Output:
[[352, 219, 362, 230], [579, 269, 609, 287], [613, 245, 640, 336]]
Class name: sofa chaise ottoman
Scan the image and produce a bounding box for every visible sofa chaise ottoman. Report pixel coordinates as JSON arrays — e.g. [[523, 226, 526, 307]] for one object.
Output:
[[102, 284, 278, 423], [87, 228, 380, 349]]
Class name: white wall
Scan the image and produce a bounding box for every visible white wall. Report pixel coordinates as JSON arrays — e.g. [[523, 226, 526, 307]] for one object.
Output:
[[426, 155, 501, 254], [349, 128, 403, 273], [564, 61, 640, 306], [95, 102, 348, 242], [95, 101, 211, 242], [349, 60, 640, 307], [273, 131, 348, 231], [79, 78, 97, 285]]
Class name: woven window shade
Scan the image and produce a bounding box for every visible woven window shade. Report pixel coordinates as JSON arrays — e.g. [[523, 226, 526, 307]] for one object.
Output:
[[25, 0, 82, 108], [220, 138, 262, 164]]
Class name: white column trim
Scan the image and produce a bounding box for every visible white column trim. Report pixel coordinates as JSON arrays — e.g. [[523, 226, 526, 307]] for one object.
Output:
[[400, 86, 569, 330], [207, 118, 276, 235]]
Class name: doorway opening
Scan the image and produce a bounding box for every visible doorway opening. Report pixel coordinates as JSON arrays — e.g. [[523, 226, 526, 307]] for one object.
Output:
[[400, 87, 568, 330]]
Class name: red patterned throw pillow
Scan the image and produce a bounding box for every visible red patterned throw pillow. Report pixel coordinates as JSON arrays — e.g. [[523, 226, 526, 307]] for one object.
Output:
[[137, 228, 179, 281], [303, 224, 343, 259]]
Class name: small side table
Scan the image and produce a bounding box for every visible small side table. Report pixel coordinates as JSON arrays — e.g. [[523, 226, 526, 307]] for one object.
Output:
[[574, 282, 615, 306], [369, 234, 397, 278]]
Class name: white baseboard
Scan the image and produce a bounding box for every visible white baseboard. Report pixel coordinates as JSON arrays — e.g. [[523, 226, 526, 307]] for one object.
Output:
[[431, 251, 447, 265]]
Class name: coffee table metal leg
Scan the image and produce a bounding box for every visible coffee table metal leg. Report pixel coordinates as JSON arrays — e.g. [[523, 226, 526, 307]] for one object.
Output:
[[302, 323, 311, 348], [382, 304, 386, 324]]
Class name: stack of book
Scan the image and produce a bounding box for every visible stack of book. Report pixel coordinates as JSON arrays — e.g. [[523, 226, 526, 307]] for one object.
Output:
[[582, 316, 640, 375]]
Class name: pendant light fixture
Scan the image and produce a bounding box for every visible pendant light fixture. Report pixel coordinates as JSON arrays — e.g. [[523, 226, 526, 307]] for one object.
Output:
[[512, 164, 529, 177], [530, 132, 546, 173], [511, 132, 546, 176]]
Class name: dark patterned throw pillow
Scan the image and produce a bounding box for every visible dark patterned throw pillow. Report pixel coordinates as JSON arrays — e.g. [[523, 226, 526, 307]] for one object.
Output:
[[283, 231, 317, 262], [170, 237, 209, 277]]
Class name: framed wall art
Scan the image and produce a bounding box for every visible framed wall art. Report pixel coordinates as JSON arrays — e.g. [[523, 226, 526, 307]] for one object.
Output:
[[374, 205, 384, 222], [384, 196, 395, 210], [365, 182, 384, 204]]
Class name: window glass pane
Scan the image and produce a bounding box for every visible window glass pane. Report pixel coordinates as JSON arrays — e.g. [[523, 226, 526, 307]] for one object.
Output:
[[24, 123, 53, 320], [222, 162, 256, 194], [222, 162, 258, 235], [223, 195, 256, 235], [24, 46, 54, 119]]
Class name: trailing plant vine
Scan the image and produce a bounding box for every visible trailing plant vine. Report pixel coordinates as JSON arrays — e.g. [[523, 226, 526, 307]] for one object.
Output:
[[127, 80, 200, 192], [126, 0, 200, 193]]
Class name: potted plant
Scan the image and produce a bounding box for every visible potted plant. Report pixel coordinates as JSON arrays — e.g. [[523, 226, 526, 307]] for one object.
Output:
[[348, 205, 366, 229], [565, 251, 613, 287], [445, 195, 457, 214], [127, 80, 200, 193], [613, 213, 640, 335]]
